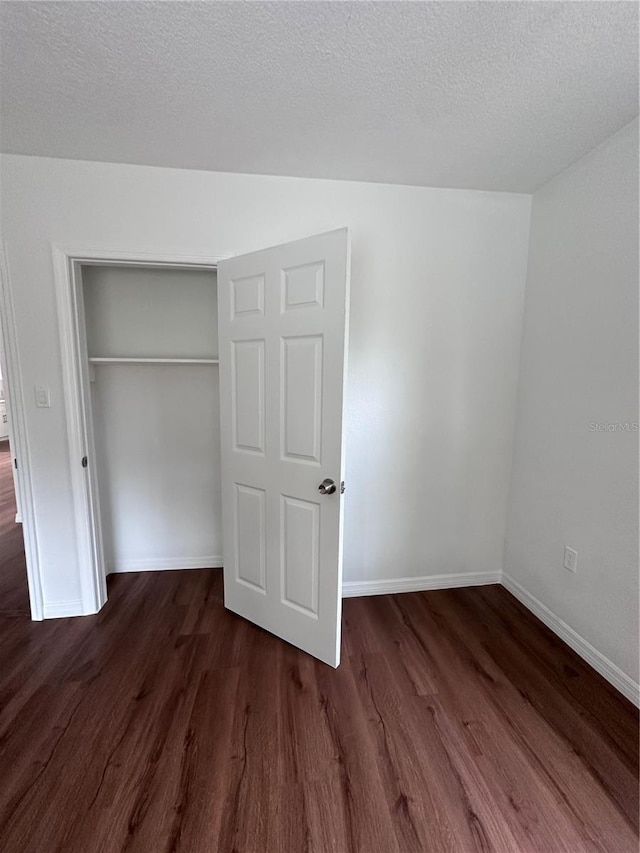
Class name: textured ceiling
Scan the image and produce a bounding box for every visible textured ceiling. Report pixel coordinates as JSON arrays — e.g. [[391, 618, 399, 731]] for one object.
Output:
[[0, 1, 638, 192]]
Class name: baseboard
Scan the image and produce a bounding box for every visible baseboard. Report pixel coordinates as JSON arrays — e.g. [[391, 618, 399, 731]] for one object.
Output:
[[502, 573, 639, 708], [342, 570, 501, 598], [108, 556, 223, 574], [15, 512, 22, 524], [43, 599, 85, 619]]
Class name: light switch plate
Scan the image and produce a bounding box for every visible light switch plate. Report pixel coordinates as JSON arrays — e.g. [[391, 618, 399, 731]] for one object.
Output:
[[35, 385, 51, 408], [563, 546, 577, 573]]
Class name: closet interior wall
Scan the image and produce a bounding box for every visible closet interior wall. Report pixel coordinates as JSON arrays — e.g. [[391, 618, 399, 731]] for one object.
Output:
[[81, 265, 223, 574]]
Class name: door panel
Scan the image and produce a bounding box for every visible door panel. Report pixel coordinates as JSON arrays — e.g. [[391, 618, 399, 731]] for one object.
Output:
[[281, 494, 320, 616], [234, 484, 267, 592], [231, 339, 265, 454], [281, 335, 323, 463], [231, 273, 265, 318], [282, 261, 325, 310], [218, 228, 350, 667]]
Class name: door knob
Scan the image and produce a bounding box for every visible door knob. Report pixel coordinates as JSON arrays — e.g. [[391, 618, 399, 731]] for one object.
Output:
[[318, 478, 337, 495]]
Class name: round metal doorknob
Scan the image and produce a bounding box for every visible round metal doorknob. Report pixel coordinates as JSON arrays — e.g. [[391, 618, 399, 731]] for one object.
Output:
[[318, 478, 337, 495]]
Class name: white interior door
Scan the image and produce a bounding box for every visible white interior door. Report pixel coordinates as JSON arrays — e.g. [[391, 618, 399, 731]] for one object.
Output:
[[218, 228, 350, 667]]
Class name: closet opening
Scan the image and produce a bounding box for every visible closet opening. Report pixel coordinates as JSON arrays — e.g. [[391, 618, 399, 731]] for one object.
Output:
[[79, 262, 222, 584]]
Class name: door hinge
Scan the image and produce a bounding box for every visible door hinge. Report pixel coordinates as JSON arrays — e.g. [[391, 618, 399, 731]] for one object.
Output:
[[81, 456, 88, 468], [340, 481, 345, 494], [14, 458, 18, 470]]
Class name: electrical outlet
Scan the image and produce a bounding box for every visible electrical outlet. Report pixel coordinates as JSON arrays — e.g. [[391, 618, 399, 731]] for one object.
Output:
[[563, 546, 577, 573]]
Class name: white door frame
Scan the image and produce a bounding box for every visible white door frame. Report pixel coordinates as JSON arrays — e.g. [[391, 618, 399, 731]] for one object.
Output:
[[52, 246, 228, 616], [0, 242, 45, 619]]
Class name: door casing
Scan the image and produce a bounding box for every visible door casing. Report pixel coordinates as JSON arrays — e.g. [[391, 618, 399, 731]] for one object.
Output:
[[52, 246, 228, 616]]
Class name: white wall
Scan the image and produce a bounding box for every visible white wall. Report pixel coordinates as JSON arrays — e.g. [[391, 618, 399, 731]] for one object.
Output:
[[91, 363, 223, 573], [504, 120, 639, 687], [0, 154, 531, 609], [83, 266, 222, 573]]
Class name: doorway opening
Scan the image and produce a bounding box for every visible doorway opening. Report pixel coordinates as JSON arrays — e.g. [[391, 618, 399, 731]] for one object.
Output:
[[0, 336, 30, 617]]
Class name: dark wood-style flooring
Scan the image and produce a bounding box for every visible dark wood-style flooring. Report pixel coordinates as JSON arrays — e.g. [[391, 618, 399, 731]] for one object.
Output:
[[0, 441, 638, 852]]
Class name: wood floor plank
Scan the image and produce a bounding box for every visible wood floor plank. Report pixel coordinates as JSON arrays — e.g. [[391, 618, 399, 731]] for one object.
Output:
[[165, 666, 242, 853], [453, 587, 639, 832], [313, 656, 402, 853], [0, 442, 637, 852], [217, 635, 310, 853], [394, 594, 596, 851], [430, 588, 639, 851], [354, 649, 521, 853]]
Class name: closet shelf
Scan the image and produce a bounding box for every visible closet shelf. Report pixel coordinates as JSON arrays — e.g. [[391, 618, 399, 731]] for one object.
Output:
[[89, 357, 219, 364]]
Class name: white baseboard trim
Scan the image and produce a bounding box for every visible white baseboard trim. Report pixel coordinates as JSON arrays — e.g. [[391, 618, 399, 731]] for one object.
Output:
[[15, 512, 22, 524], [342, 570, 501, 598], [108, 556, 223, 574], [43, 599, 85, 619], [502, 573, 639, 708]]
